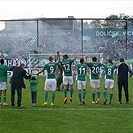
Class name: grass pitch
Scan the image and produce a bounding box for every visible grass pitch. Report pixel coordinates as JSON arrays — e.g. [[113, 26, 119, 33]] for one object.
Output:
[[0, 76, 133, 133]]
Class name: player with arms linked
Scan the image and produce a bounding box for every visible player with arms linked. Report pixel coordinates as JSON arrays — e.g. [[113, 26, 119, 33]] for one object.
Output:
[[84, 55, 103, 104], [37, 52, 59, 106], [76, 58, 87, 105], [0, 58, 10, 106], [103, 59, 117, 104], [58, 52, 76, 104]]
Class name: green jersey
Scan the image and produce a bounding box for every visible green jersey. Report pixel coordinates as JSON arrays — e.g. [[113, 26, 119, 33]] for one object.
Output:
[[76, 63, 87, 81], [0, 64, 10, 82], [30, 77, 38, 92], [85, 62, 102, 80], [43, 62, 58, 79], [103, 64, 115, 80], [60, 59, 74, 76]]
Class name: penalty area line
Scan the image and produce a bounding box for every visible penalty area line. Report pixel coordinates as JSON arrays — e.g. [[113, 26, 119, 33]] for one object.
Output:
[[0, 108, 133, 111]]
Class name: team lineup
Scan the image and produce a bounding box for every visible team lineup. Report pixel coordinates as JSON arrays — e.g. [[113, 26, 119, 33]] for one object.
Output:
[[0, 51, 132, 108]]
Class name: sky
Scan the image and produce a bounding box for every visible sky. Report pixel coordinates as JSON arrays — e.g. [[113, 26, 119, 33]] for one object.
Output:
[[0, 0, 133, 20]]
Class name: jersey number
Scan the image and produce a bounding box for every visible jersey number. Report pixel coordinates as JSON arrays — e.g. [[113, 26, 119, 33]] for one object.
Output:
[[63, 64, 70, 72], [107, 68, 112, 75], [92, 66, 99, 74], [50, 66, 54, 73], [79, 67, 85, 75]]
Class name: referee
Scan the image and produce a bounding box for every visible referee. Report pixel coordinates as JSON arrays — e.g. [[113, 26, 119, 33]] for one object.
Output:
[[117, 58, 132, 104]]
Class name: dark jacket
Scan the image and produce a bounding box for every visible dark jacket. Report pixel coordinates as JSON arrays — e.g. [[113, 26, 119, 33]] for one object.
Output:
[[10, 66, 31, 88], [118, 62, 131, 81]]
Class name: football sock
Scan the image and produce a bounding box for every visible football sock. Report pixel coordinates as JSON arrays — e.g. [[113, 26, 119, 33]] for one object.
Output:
[[97, 90, 100, 99], [44, 92, 48, 102], [103, 90, 107, 100], [64, 88, 67, 98], [3, 94, 6, 103], [110, 93, 113, 103], [52, 92, 55, 103], [0, 95, 1, 103], [92, 92, 95, 102], [83, 90, 86, 100], [70, 88, 73, 98], [78, 92, 82, 102]]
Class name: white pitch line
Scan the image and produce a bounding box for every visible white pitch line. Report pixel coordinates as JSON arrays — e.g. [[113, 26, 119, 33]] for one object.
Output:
[[0, 108, 133, 111]]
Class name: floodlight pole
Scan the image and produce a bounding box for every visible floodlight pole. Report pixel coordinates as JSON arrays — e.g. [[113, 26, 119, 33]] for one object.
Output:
[[81, 19, 83, 53], [37, 20, 39, 51], [125, 19, 128, 59], [132, 17, 133, 67]]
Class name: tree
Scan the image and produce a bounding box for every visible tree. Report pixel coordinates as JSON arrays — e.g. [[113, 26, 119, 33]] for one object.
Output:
[[89, 20, 103, 28], [102, 13, 131, 28]]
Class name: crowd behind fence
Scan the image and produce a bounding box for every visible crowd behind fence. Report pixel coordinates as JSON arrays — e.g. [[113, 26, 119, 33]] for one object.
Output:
[[0, 18, 132, 62]]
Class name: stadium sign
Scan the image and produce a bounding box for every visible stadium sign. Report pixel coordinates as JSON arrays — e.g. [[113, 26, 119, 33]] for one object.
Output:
[[41, 19, 74, 30], [3, 58, 48, 68], [4, 58, 27, 67], [0, 32, 32, 38], [84, 28, 133, 38]]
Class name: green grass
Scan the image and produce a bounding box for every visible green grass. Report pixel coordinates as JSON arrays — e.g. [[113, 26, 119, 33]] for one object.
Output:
[[0, 76, 133, 133]]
